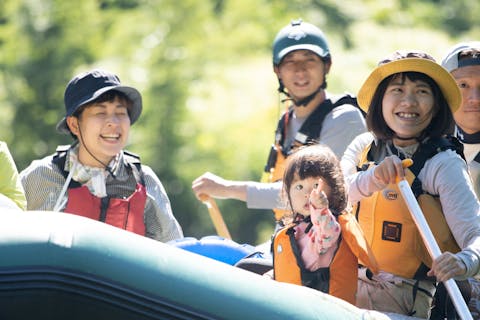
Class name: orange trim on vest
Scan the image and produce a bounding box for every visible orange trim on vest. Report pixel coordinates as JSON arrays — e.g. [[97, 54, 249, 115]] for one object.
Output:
[[266, 145, 287, 184], [273, 226, 302, 285]]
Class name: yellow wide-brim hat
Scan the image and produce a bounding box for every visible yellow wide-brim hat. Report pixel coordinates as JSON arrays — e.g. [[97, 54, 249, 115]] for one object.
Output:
[[358, 51, 461, 114]]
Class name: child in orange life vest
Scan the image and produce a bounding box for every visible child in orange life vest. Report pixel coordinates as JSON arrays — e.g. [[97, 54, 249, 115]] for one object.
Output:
[[272, 144, 377, 304], [282, 147, 342, 270]]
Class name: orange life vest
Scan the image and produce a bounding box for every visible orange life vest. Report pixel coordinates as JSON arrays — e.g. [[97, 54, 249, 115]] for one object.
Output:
[[272, 212, 378, 305], [355, 138, 462, 279]]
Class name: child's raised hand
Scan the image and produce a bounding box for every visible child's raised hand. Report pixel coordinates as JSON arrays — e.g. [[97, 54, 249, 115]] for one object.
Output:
[[307, 180, 340, 255], [309, 179, 329, 210]]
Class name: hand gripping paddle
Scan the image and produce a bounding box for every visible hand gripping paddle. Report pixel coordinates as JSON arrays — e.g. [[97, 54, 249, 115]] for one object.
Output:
[[398, 159, 472, 320]]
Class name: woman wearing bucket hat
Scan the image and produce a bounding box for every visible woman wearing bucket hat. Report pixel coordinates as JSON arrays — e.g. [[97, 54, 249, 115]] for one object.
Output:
[[341, 51, 480, 317], [20, 69, 183, 242]]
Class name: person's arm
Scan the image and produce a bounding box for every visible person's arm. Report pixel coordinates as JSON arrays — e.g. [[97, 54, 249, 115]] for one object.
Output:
[[192, 172, 248, 201], [340, 133, 390, 203], [466, 159, 480, 200], [319, 104, 367, 159], [192, 172, 285, 209], [20, 157, 65, 211], [419, 150, 480, 280], [308, 188, 340, 254], [142, 165, 184, 242], [245, 181, 284, 209], [0, 141, 26, 210]]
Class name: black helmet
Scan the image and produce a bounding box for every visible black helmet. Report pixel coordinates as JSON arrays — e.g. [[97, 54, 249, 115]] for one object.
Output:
[[272, 19, 330, 66]]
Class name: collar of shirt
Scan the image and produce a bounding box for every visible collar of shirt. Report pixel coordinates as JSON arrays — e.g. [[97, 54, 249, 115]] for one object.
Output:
[[66, 146, 129, 197]]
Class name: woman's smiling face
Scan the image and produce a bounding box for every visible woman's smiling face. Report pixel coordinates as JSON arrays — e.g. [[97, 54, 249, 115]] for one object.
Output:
[[67, 96, 131, 167], [382, 74, 435, 146]]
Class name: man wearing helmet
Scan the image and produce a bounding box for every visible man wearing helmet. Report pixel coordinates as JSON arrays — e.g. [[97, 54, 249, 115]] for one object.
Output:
[[192, 20, 366, 222]]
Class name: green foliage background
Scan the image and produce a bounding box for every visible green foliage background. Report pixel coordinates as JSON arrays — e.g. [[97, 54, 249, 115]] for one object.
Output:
[[1, 0, 479, 245]]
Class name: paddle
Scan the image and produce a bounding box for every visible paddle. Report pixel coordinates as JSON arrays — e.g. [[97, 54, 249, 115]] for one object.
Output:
[[397, 159, 473, 320], [199, 194, 232, 240]]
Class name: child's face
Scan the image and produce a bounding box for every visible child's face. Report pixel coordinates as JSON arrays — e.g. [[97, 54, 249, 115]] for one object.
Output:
[[66, 97, 131, 167], [382, 76, 435, 146], [289, 175, 331, 217]]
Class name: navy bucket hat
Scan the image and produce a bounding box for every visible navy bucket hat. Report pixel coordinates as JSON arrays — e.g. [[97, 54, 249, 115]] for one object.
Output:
[[56, 69, 142, 134]]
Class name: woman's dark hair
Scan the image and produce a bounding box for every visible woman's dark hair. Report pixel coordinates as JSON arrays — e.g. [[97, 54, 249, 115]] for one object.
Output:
[[366, 72, 454, 141], [283, 145, 346, 216], [73, 90, 133, 117]]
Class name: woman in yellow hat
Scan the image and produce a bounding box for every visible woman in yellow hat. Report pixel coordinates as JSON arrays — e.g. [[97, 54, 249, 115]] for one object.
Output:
[[341, 51, 480, 318]]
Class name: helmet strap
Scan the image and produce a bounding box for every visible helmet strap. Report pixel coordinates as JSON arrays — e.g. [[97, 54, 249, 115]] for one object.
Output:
[[277, 77, 327, 108], [292, 87, 321, 107]]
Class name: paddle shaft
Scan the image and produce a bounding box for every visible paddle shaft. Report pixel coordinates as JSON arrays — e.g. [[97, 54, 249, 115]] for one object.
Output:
[[397, 179, 472, 320], [199, 194, 232, 240]]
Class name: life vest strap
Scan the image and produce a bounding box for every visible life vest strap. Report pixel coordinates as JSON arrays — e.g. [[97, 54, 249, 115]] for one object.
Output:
[[52, 146, 145, 187], [264, 93, 362, 173]]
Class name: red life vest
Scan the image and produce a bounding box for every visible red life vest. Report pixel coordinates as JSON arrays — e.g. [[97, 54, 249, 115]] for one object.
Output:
[[64, 182, 146, 236], [53, 146, 147, 236]]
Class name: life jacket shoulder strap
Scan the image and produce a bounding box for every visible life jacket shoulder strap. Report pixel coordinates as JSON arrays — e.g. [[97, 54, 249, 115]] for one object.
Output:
[[121, 150, 145, 185], [123, 149, 141, 164], [474, 152, 480, 164], [275, 109, 293, 150], [52, 145, 72, 179], [409, 136, 464, 196], [409, 136, 465, 176], [276, 93, 363, 153], [361, 136, 465, 196], [52, 146, 144, 184]]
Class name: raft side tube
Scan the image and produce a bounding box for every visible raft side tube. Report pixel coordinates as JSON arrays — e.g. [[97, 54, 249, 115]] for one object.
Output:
[[0, 210, 395, 320]]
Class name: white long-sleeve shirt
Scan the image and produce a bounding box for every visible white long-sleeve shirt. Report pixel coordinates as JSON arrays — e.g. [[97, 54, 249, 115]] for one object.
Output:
[[461, 142, 480, 199]]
